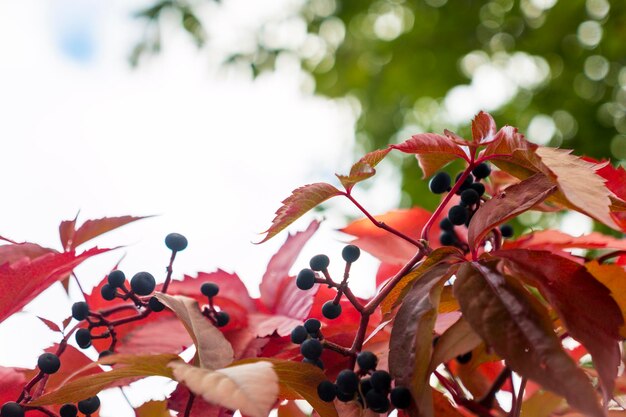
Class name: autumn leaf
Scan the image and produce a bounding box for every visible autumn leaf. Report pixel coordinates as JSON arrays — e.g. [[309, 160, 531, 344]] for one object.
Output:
[[505, 229, 626, 251], [454, 261, 603, 417], [467, 173, 557, 250], [134, 401, 171, 417], [585, 261, 626, 337], [0, 247, 109, 324], [391, 133, 469, 178], [259, 183, 342, 243], [429, 317, 482, 373], [170, 361, 279, 417], [277, 401, 308, 417], [336, 148, 391, 192], [59, 214, 150, 251], [471, 111, 497, 144]]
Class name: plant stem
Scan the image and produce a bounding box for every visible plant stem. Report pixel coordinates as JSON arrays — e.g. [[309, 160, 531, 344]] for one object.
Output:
[[510, 378, 527, 417], [597, 250, 626, 264], [479, 367, 511, 409], [184, 391, 195, 417], [162, 250, 178, 293]]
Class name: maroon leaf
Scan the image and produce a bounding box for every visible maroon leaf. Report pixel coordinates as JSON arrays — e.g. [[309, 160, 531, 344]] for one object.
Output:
[[259, 183, 341, 243], [429, 317, 482, 373], [496, 249, 622, 398], [38, 316, 62, 333], [168, 385, 221, 417], [454, 261, 603, 417], [336, 148, 391, 192], [0, 247, 109, 324], [467, 173, 557, 251], [59, 215, 150, 251], [471, 111, 497, 144], [391, 133, 469, 178]]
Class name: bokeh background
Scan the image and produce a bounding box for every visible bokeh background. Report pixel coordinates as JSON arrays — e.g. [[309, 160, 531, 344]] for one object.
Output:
[[0, 0, 624, 415]]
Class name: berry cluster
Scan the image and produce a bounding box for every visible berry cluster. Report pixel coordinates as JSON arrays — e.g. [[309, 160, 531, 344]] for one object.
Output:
[[291, 318, 324, 368], [430, 164, 514, 249], [316, 352, 411, 412], [200, 282, 230, 327]]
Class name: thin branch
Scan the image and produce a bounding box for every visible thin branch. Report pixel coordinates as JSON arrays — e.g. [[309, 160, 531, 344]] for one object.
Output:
[[597, 250, 626, 264], [184, 391, 196, 417], [510, 378, 527, 417]]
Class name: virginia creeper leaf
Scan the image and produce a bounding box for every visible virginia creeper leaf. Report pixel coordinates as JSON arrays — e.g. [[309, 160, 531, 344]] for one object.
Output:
[[155, 293, 234, 369], [471, 111, 497, 144], [467, 173, 557, 250], [454, 261, 603, 417], [429, 317, 482, 373], [116, 316, 194, 355], [505, 230, 626, 251], [29, 354, 179, 405], [389, 263, 453, 417], [0, 367, 27, 405], [259, 183, 341, 243], [336, 148, 391, 192], [134, 400, 171, 417], [170, 361, 279, 417], [391, 133, 469, 178], [59, 215, 149, 251], [37, 316, 62, 333], [584, 261, 626, 338], [497, 249, 622, 397], [277, 401, 308, 417]]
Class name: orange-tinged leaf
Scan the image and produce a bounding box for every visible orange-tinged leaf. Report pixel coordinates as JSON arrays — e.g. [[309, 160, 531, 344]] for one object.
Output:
[[135, 401, 171, 417], [259, 183, 341, 243], [520, 391, 563, 417], [277, 401, 308, 417], [429, 317, 482, 373], [59, 215, 150, 251], [467, 173, 557, 250], [336, 148, 391, 192], [29, 354, 178, 405], [170, 361, 279, 417], [585, 261, 626, 338], [454, 261, 603, 417], [155, 293, 234, 369], [471, 111, 497, 144], [506, 230, 626, 251], [391, 133, 469, 178]]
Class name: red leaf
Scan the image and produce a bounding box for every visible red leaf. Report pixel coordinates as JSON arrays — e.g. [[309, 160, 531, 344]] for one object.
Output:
[[471, 111, 497, 144], [117, 316, 193, 356], [505, 230, 626, 251], [0, 247, 109, 324], [467, 173, 557, 251], [391, 133, 469, 178], [454, 261, 603, 417], [0, 241, 57, 263], [259, 183, 341, 243], [41, 344, 102, 394], [496, 249, 622, 397], [168, 385, 221, 417], [0, 366, 27, 404], [336, 148, 391, 192], [38, 317, 62, 333], [588, 158, 626, 230], [59, 215, 149, 251]]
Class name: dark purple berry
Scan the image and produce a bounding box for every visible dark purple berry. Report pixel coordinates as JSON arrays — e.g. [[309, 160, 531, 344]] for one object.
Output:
[[107, 270, 126, 288], [165, 233, 188, 252], [390, 387, 412, 409], [500, 224, 514, 238], [322, 301, 342, 320], [365, 390, 390, 413], [470, 182, 486, 196], [60, 404, 78, 417], [303, 358, 324, 369], [290, 325, 308, 344], [300, 338, 323, 360], [455, 173, 474, 194], [357, 351, 378, 371], [472, 162, 491, 179], [38, 352, 61, 374], [216, 311, 230, 327], [77, 396, 100, 415], [75, 328, 92, 349], [448, 205, 468, 225], [317, 381, 336, 402], [342, 245, 361, 263], [130, 272, 156, 296], [460, 189, 480, 206], [370, 370, 392, 392], [304, 318, 321, 335], [456, 351, 473, 364], [201, 282, 219, 297], [336, 390, 354, 402], [336, 369, 359, 395], [439, 218, 454, 231], [296, 269, 316, 291], [1, 402, 24, 417], [360, 377, 373, 396], [439, 231, 456, 246], [100, 284, 116, 301], [310, 254, 330, 271], [71, 302, 90, 321], [429, 172, 451, 194], [149, 296, 165, 312]]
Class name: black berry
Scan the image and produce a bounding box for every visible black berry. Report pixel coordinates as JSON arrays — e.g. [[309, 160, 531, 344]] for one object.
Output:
[[291, 325, 308, 344], [149, 296, 165, 312], [165, 233, 188, 252], [322, 301, 342, 320], [448, 205, 468, 225], [130, 272, 156, 296], [309, 254, 330, 271], [472, 162, 491, 179], [216, 311, 230, 327], [429, 172, 451, 194], [360, 377, 373, 396], [390, 386, 412, 409], [366, 390, 390, 413], [357, 351, 378, 371], [500, 224, 514, 238], [107, 270, 126, 288], [341, 245, 361, 263], [296, 269, 316, 291], [336, 390, 354, 402], [470, 182, 486, 196], [370, 370, 392, 392], [317, 381, 336, 402], [71, 302, 90, 321], [75, 328, 92, 349], [201, 282, 220, 297], [37, 352, 61, 374], [1, 402, 24, 417], [77, 396, 100, 415], [100, 284, 117, 301], [300, 338, 323, 360], [98, 350, 114, 360], [460, 189, 480, 206], [336, 369, 359, 395], [439, 231, 456, 246], [303, 358, 324, 369], [439, 218, 454, 231], [454, 172, 474, 194], [456, 351, 473, 364], [304, 318, 321, 335], [60, 404, 78, 417]]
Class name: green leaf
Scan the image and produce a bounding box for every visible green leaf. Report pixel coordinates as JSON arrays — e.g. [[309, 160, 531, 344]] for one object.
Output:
[[259, 183, 342, 243], [454, 261, 603, 417], [391, 133, 469, 178], [336, 148, 391, 192]]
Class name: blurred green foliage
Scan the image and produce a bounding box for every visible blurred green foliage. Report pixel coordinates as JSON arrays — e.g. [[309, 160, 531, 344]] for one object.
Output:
[[133, 0, 626, 210]]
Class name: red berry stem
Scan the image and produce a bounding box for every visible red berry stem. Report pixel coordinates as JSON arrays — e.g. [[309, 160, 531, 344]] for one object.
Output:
[[510, 378, 527, 417], [183, 391, 195, 417]]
